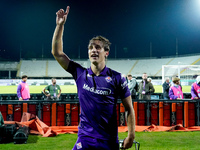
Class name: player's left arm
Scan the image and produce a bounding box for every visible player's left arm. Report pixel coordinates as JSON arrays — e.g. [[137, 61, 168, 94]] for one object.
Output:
[[122, 95, 135, 149]]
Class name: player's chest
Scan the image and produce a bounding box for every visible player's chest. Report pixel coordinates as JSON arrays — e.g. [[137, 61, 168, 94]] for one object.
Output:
[[78, 74, 116, 95]]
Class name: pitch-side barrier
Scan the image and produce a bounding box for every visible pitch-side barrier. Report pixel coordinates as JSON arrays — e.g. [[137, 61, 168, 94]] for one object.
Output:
[[0, 94, 199, 127]]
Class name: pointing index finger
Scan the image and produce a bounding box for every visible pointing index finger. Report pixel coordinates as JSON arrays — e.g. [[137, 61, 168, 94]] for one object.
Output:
[[65, 6, 70, 14]]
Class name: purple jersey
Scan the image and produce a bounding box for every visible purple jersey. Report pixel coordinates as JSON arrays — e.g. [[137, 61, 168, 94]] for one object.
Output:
[[67, 60, 131, 140]]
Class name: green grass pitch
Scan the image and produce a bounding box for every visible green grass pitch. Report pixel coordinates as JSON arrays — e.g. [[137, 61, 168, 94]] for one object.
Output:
[[0, 85, 191, 94], [0, 132, 200, 150]]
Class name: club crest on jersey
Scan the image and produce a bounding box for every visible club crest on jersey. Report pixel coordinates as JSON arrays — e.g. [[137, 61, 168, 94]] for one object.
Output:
[[76, 142, 82, 149], [105, 76, 112, 82]]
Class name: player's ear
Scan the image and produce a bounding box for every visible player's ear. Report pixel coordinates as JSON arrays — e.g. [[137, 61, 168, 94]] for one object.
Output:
[[105, 51, 109, 57]]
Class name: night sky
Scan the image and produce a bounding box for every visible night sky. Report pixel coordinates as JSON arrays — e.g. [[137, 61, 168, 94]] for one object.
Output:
[[1, 0, 200, 61]]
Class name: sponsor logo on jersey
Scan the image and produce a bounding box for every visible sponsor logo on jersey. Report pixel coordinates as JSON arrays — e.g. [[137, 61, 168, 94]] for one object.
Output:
[[83, 84, 111, 95]]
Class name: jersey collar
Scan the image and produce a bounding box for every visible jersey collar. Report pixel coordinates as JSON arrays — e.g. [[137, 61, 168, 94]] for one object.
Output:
[[88, 66, 108, 76]]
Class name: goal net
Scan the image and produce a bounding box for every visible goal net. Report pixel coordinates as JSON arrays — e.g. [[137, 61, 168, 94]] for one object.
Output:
[[162, 65, 200, 86]]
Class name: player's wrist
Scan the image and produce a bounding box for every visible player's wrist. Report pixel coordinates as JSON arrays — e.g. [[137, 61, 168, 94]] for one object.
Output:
[[56, 24, 65, 27], [127, 133, 135, 141]]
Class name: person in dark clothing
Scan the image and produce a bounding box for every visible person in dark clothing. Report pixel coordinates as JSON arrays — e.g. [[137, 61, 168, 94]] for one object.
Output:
[[162, 77, 171, 99], [138, 73, 155, 100]]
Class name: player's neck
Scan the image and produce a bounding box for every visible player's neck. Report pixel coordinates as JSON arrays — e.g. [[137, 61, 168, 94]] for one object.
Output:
[[91, 62, 105, 76]]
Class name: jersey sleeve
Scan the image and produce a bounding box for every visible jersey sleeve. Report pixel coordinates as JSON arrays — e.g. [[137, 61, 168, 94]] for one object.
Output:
[[17, 84, 22, 98], [45, 85, 49, 90], [57, 85, 61, 90], [67, 60, 85, 81], [118, 74, 131, 99]]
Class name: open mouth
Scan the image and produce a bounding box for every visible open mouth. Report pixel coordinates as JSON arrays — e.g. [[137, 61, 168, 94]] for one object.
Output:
[[91, 54, 98, 59]]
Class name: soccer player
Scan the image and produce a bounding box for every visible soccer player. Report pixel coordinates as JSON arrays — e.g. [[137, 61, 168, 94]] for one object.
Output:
[[52, 6, 135, 150], [17, 75, 30, 101]]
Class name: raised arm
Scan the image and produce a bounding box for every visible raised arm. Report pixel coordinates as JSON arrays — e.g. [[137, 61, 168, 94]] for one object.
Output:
[[122, 95, 135, 149], [52, 6, 70, 70]]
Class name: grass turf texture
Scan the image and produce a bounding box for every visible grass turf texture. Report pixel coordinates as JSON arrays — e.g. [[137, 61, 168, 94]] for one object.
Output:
[[0, 131, 199, 150], [0, 85, 191, 94]]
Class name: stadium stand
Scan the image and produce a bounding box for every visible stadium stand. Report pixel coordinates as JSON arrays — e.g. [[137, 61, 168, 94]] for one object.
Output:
[[0, 54, 199, 78], [17, 60, 46, 77], [106, 59, 137, 75], [0, 62, 18, 79], [0, 62, 18, 71], [167, 55, 200, 66], [47, 60, 88, 77], [129, 58, 170, 77], [47, 60, 71, 77]]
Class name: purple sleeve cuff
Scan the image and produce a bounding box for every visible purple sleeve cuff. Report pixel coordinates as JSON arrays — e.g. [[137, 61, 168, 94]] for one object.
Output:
[[17, 84, 22, 98]]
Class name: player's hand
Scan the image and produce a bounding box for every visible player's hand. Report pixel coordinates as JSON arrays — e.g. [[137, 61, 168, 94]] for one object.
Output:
[[194, 97, 199, 99], [47, 94, 51, 97], [123, 136, 134, 149], [177, 98, 181, 100], [19, 97, 23, 101], [56, 6, 70, 25]]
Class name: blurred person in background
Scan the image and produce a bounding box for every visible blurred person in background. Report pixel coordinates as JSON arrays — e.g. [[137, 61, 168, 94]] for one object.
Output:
[[17, 75, 30, 101], [138, 73, 155, 100], [162, 77, 171, 99], [191, 76, 200, 99], [51, 6, 135, 149], [147, 77, 152, 83], [169, 77, 184, 99], [43, 78, 61, 100], [127, 73, 138, 99]]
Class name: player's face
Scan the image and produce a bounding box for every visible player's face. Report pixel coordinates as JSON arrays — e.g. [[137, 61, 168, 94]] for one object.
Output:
[[88, 40, 109, 65]]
